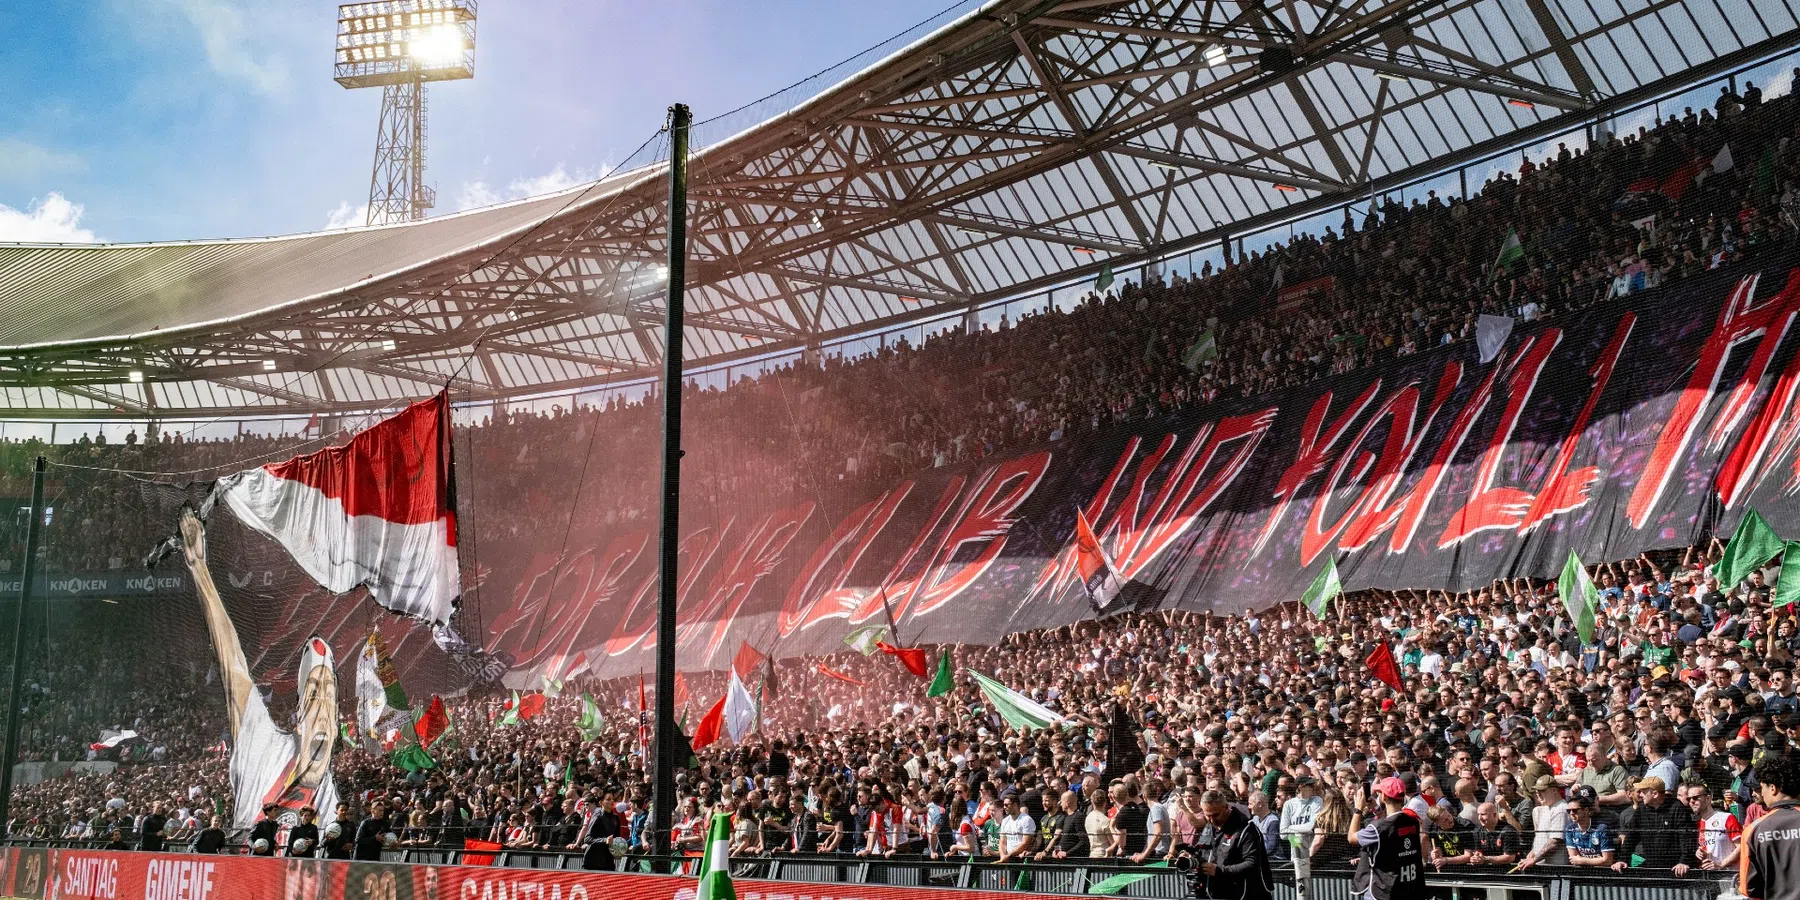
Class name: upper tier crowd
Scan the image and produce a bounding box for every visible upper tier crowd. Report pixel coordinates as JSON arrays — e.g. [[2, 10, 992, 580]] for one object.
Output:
[[3, 72, 1799, 577], [2, 75, 1800, 882]]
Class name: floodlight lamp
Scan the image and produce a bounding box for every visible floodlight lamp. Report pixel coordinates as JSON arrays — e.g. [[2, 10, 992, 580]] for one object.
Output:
[[1203, 44, 1229, 66], [1147, 160, 1185, 172], [656, 264, 671, 282], [1375, 71, 1409, 83], [381, 338, 398, 351], [410, 25, 465, 66], [128, 370, 144, 384], [263, 360, 279, 371]]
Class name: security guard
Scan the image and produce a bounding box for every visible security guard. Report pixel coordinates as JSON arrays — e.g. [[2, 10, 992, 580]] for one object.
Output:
[[1348, 777, 1425, 900], [1743, 754, 1800, 900]]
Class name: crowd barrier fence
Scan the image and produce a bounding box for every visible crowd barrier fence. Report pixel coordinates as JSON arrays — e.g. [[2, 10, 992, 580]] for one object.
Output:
[[0, 841, 1743, 900]]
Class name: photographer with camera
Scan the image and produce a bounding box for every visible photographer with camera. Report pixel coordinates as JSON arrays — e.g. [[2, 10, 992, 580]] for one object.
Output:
[[1177, 790, 1273, 900], [1348, 778, 1425, 900]]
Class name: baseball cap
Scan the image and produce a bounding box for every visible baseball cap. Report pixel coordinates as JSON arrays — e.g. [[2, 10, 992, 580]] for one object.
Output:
[[1375, 777, 1406, 799], [1632, 776, 1668, 791]]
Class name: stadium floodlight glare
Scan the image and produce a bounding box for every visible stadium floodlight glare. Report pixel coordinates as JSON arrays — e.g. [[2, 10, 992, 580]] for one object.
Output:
[[1375, 71, 1409, 83], [656, 264, 670, 282], [263, 360, 278, 371], [334, 1, 478, 89], [1203, 44, 1229, 66], [128, 370, 144, 383], [381, 338, 398, 351]]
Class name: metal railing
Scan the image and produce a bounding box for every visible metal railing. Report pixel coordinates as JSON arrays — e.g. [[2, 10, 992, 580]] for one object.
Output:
[[0, 839, 1744, 900]]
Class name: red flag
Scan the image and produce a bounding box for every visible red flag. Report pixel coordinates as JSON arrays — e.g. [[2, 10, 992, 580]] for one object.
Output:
[[693, 695, 726, 750], [1658, 158, 1706, 201], [876, 641, 930, 678], [815, 663, 866, 686], [1366, 642, 1405, 693], [416, 695, 450, 749], [673, 671, 691, 711], [517, 692, 547, 722], [463, 838, 502, 866], [731, 641, 767, 680]]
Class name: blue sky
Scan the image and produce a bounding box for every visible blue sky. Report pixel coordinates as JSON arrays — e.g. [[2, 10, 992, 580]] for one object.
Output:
[[0, 0, 974, 243]]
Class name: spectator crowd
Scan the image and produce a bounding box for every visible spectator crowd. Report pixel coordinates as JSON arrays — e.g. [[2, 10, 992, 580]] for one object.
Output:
[[2, 72, 1800, 889]]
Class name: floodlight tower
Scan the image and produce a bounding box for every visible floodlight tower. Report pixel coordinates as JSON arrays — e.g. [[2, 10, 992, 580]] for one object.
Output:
[[334, 1, 477, 225]]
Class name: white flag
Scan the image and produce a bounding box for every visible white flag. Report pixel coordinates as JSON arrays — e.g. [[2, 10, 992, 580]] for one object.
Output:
[[1475, 314, 1515, 365], [723, 672, 758, 743], [1714, 143, 1735, 174]]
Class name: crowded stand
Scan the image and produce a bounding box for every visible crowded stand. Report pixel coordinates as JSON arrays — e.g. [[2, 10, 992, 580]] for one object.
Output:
[[5, 74, 1800, 884]]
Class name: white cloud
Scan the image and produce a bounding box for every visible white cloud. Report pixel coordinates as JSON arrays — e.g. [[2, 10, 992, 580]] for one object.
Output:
[[156, 0, 291, 95], [455, 181, 503, 211], [0, 139, 83, 185], [0, 193, 100, 244], [324, 200, 370, 230], [453, 164, 610, 211]]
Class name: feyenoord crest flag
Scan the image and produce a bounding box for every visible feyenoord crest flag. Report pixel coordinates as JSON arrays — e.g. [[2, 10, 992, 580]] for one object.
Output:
[[213, 392, 459, 627], [1073, 508, 1123, 612]]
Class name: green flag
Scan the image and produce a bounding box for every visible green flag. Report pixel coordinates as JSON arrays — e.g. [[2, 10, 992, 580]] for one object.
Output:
[[927, 650, 955, 698], [1300, 557, 1342, 619], [971, 670, 1067, 731], [390, 743, 436, 773], [1720, 509, 1784, 588], [1756, 146, 1778, 202], [1095, 262, 1114, 295], [1780, 542, 1800, 608], [1558, 550, 1598, 644], [1491, 228, 1524, 278], [560, 757, 575, 795], [1180, 330, 1218, 370], [1089, 862, 1169, 894], [697, 812, 736, 900], [577, 693, 605, 742]]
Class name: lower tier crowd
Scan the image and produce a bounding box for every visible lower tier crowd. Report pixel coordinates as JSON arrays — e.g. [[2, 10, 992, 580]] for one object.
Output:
[[8, 538, 1800, 883]]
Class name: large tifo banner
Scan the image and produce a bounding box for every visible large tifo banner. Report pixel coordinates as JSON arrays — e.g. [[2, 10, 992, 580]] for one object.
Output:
[[0, 846, 1069, 900], [470, 252, 1800, 680]]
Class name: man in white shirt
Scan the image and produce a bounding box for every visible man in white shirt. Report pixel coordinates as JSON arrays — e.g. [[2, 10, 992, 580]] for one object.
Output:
[[995, 795, 1038, 863], [1281, 776, 1325, 900]]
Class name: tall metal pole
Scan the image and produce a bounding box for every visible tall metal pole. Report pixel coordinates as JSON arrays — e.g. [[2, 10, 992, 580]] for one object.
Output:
[[651, 103, 690, 865], [0, 456, 47, 835]]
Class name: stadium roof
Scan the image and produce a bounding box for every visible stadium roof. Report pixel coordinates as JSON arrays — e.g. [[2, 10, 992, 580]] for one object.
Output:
[[3, 0, 1798, 419]]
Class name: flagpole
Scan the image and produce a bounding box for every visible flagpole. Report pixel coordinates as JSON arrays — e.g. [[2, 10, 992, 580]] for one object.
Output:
[[0, 457, 46, 833], [651, 103, 690, 868]]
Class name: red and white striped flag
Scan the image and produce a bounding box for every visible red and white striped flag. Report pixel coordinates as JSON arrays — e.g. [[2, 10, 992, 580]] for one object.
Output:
[[213, 393, 460, 628], [636, 673, 650, 760]]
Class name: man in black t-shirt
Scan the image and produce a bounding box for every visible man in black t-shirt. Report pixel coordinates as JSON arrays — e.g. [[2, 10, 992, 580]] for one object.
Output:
[[1111, 781, 1150, 858], [1037, 791, 1090, 860], [138, 805, 168, 853], [353, 801, 391, 861], [190, 816, 228, 854], [1466, 803, 1520, 868]]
